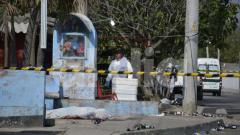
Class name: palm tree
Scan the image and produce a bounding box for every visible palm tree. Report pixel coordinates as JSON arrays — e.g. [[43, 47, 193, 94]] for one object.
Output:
[[0, 0, 18, 67], [24, 0, 41, 66], [0, 0, 90, 67]]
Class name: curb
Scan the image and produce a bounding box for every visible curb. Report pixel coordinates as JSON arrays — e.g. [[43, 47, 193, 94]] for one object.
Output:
[[119, 119, 222, 135]]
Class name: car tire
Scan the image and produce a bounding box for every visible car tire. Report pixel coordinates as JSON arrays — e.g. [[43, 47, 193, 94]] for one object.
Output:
[[217, 89, 221, 96]]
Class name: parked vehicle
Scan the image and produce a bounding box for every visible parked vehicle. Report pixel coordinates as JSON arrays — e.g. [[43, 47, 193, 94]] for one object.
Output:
[[197, 58, 222, 97]]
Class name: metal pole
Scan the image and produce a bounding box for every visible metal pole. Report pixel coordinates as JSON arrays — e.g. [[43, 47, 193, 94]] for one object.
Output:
[[183, 0, 199, 114], [40, 0, 47, 49]]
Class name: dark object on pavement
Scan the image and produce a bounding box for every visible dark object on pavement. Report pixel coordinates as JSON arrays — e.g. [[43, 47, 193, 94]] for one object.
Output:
[[230, 125, 237, 129], [202, 113, 214, 117], [192, 112, 199, 116], [171, 97, 183, 105], [93, 118, 103, 125], [223, 124, 237, 129], [226, 115, 234, 119], [132, 123, 155, 131]]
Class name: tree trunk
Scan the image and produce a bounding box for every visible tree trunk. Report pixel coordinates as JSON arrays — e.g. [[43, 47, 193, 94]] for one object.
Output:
[[9, 16, 16, 67], [23, 1, 39, 66], [4, 30, 8, 67], [29, 15, 40, 66], [24, 18, 34, 66]]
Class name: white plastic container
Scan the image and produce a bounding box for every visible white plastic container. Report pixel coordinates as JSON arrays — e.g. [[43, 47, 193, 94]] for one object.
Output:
[[112, 78, 138, 101]]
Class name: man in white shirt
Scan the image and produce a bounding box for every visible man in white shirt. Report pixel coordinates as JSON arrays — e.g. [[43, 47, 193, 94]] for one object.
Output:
[[105, 49, 133, 87]]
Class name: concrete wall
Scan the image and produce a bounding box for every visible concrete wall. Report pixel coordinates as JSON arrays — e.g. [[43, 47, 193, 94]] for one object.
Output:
[[222, 78, 240, 94], [0, 70, 45, 127], [221, 63, 239, 94], [57, 99, 159, 117], [49, 72, 97, 100]]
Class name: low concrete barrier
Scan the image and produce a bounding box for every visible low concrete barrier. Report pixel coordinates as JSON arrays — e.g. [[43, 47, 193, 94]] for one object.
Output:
[[222, 78, 239, 94], [55, 99, 159, 117], [0, 70, 45, 127]]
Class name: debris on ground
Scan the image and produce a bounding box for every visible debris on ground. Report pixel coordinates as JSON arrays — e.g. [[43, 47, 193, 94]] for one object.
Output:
[[127, 123, 155, 131], [175, 111, 184, 116], [161, 98, 171, 105], [224, 124, 238, 129], [171, 97, 183, 105], [46, 106, 111, 120], [210, 120, 238, 133], [193, 131, 209, 135], [202, 113, 214, 117], [171, 95, 183, 106], [192, 112, 199, 116], [150, 113, 166, 117], [93, 118, 103, 125]]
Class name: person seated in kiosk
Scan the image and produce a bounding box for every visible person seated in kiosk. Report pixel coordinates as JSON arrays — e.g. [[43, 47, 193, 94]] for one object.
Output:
[[105, 49, 133, 88]]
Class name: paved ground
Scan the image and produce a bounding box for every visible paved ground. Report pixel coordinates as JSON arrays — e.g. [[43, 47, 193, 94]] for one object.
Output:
[[0, 116, 221, 135], [198, 91, 240, 114], [210, 128, 240, 135], [209, 115, 240, 135], [199, 91, 240, 135], [1, 89, 240, 135]]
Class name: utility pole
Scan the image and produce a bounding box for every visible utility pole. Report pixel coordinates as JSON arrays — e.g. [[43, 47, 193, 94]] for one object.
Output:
[[40, 0, 47, 49], [183, 0, 199, 114]]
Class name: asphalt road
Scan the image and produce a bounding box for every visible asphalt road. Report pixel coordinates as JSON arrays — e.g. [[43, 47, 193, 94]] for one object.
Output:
[[200, 91, 240, 135], [199, 91, 240, 115]]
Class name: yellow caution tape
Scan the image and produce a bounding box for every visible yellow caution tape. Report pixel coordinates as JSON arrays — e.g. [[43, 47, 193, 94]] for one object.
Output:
[[1, 67, 240, 78]]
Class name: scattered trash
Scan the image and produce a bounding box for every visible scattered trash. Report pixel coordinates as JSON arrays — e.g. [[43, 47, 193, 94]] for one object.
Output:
[[175, 111, 184, 116], [217, 126, 225, 131], [202, 113, 214, 117], [230, 125, 237, 129], [193, 131, 209, 135], [224, 124, 238, 129], [134, 123, 155, 130], [161, 98, 171, 105], [127, 123, 155, 131], [211, 127, 224, 132], [46, 106, 111, 120], [171, 98, 183, 105], [151, 113, 165, 117], [211, 121, 238, 132], [93, 118, 103, 125], [192, 112, 199, 116], [211, 128, 217, 132]]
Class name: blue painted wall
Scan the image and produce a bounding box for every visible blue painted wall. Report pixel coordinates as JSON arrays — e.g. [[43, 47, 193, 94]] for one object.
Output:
[[60, 99, 159, 116], [0, 70, 45, 117]]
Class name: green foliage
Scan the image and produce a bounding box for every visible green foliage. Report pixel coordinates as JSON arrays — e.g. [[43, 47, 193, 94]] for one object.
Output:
[[0, 0, 239, 65], [88, 0, 186, 64], [221, 29, 240, 63], [199, 0, 239, 49], [87, 0, 239, 64]]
